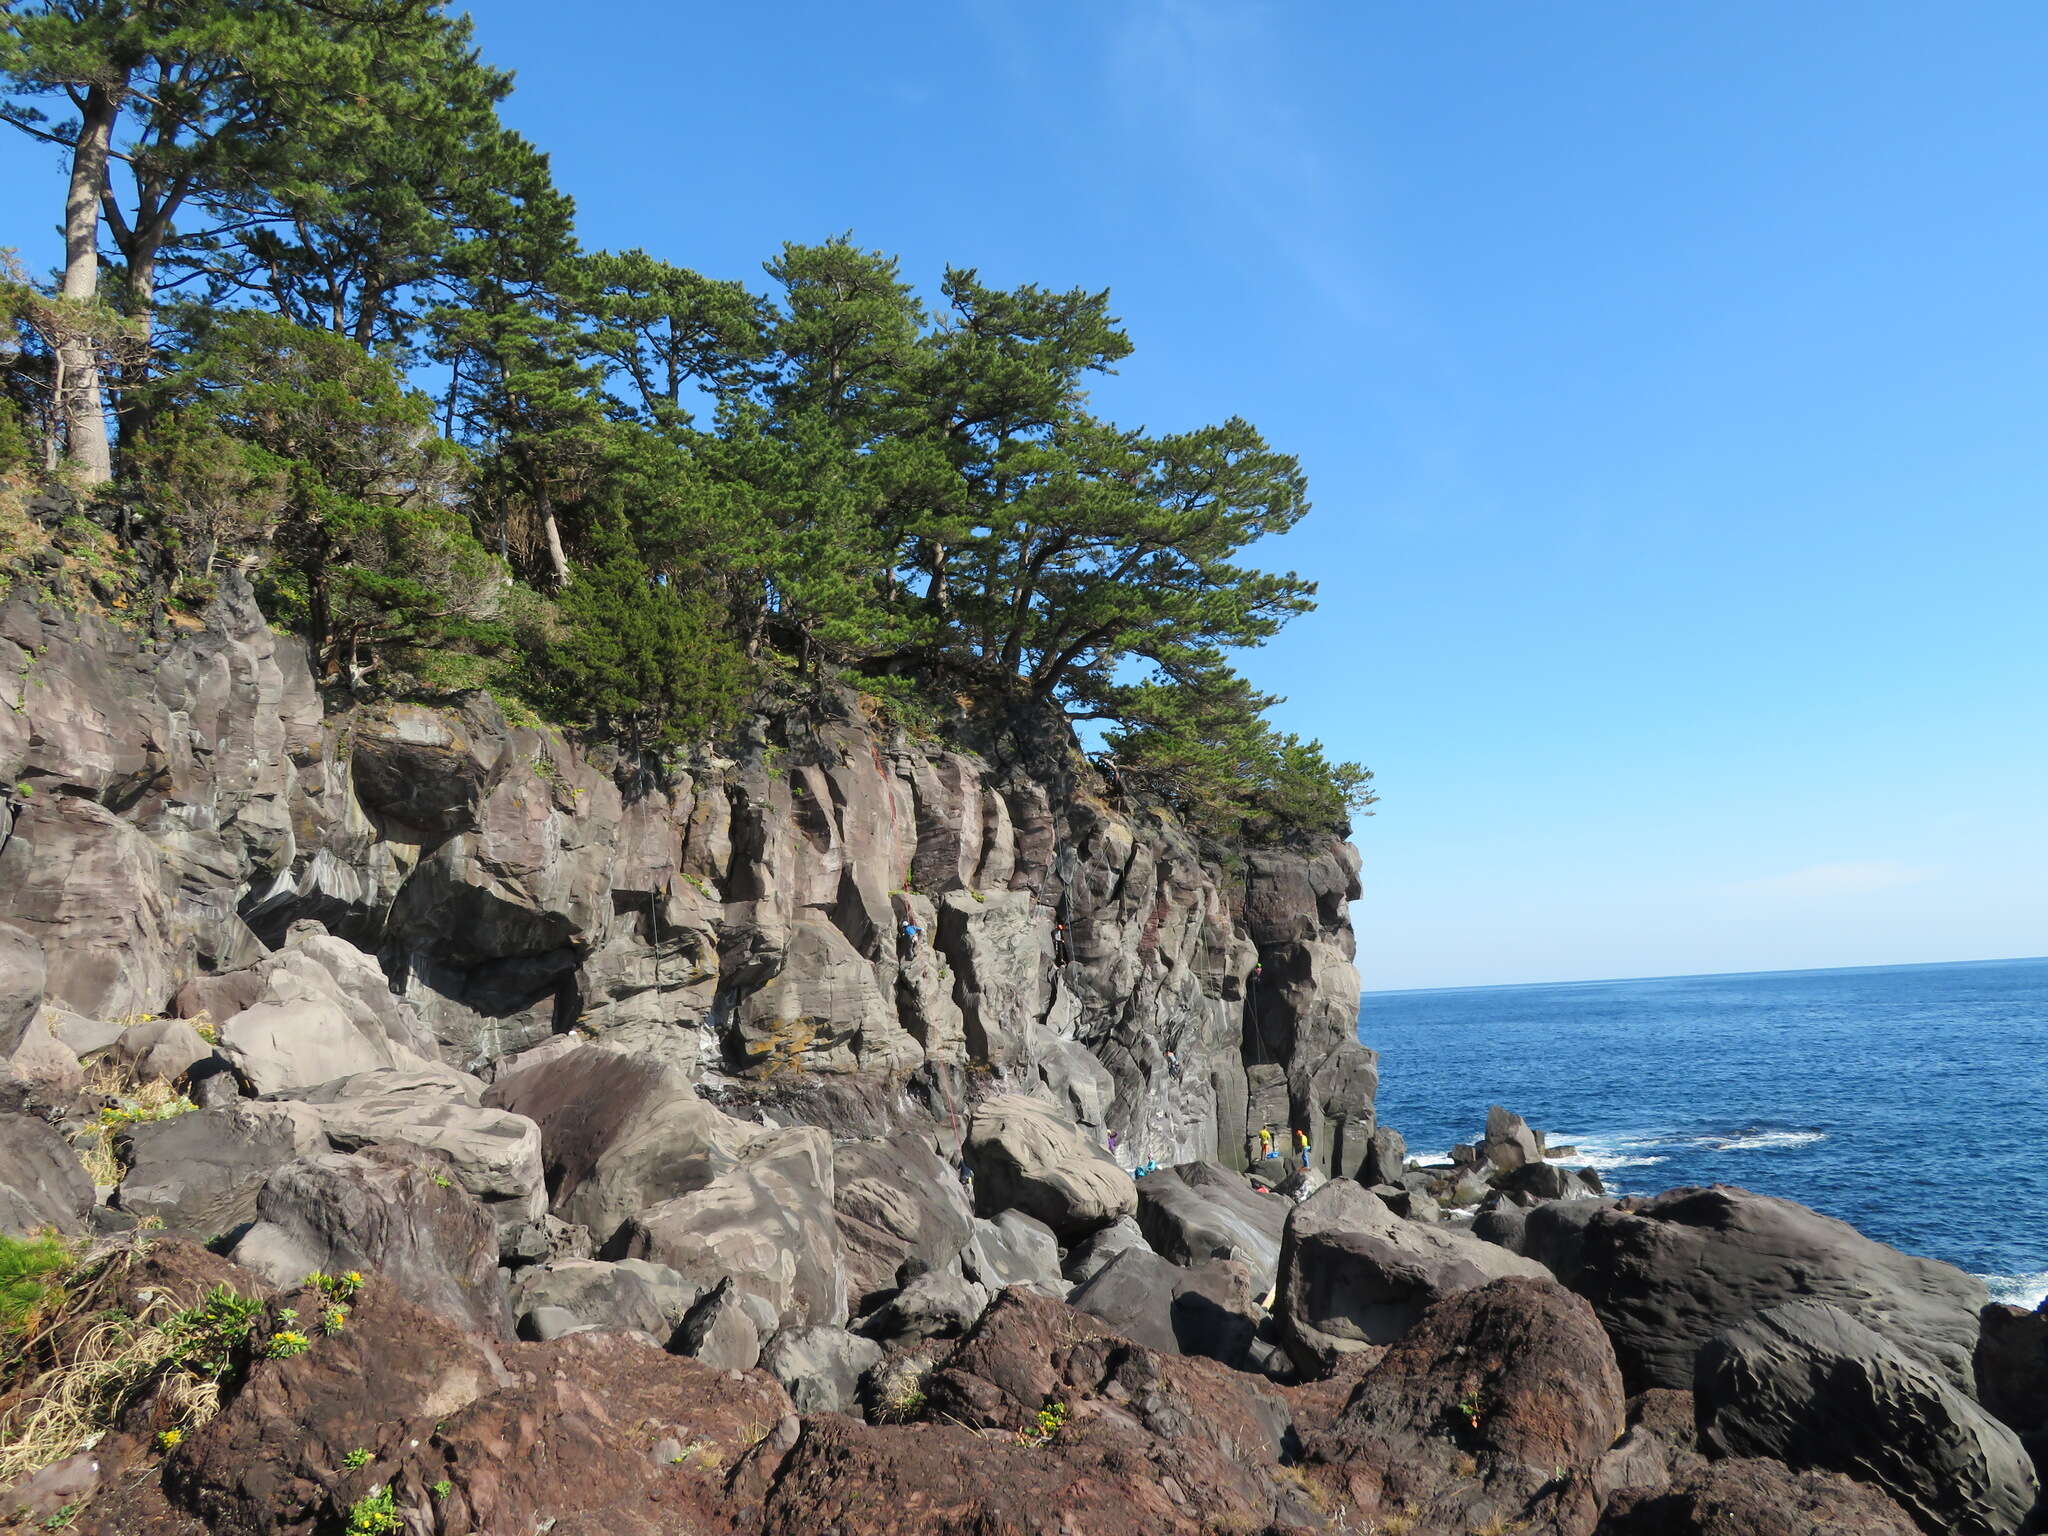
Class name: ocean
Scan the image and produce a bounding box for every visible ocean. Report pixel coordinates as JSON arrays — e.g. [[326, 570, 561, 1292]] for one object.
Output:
[[1359, 956, 2048, 1308]]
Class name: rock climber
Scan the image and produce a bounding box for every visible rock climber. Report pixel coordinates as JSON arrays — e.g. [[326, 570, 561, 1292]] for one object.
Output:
[[1294, 1127, 1311, 1170], [1106, 1129, 1119, 1153], [1053, 923, 1070, 967], [1259, 1125, 1274, 1160], [900, 918, 921, 953]]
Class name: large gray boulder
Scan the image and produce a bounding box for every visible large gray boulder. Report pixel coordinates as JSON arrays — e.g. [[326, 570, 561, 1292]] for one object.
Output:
[[0, 922, 45, 1055], [1066, 1247, 1262, 1368], [620, 1125, 847, 1329], [962, 1210, 1064, 1295], [1698, 1301, 2038, 1536], [1477, 1104, 1542, 1171], [230, 1141, 512, 1338], [110, 1018, 213, 1084], [863, 1271, 990, 1344], [315, 1091, 544, 1233], [760, 1325, 883, 1416], [1571, 1185, 1988, 1394], [116, 1100, 326, 1238], [510, 1257, 700, 1342], [1277, 1179, 1548, 1373], [1976, 1297, 2048, 1489], [1062, 1215, 1149, 1287], [216, 990, 420, 1098], [0, 1111, 93, 1235], [484, 1043, 752, 1248], [1135, 1160, 1290, 1295], [965, 1093, 1136, 1239], [831, 1132, 974, 1312]]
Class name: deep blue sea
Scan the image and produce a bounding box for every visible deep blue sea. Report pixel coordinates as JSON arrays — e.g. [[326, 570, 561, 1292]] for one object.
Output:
[[1360, 956, 2048, 1307]]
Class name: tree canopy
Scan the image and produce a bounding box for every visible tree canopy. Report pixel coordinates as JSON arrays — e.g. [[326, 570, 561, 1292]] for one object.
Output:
[[2, 3, 1373, 839]]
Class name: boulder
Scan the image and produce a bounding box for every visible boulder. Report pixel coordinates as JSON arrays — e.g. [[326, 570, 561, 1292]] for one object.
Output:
[[1596, 1458, 1923, 1536], [229, 1142, 512, 1338], [832, 1132, 974, 1312], [1360, 1123, 1407, 1186], [115, 1100, 326, 1238], [1977, 1297, 2048, 1483], [509, 1257, 700, 1343], [965, 1092, 1136, 1239], [4, 1013, 82, 1099], [620, 1125, 848, 1328], [484, 1042, 752, 1248], [44, 1008, 122, 1061], [962, 1210, 1064, 1295], [110, 1018, 213, 1083], [1277, 1179, 1548, 1373], [1062, 1215, 1149, 1286], [1066, 1247, 1262, 1368], [1477, 1195, 1615, 1288], [0, 921, 44, 1055], [672, 1276, 768, 1370], [863, 1271, 990, 1344], [287, 1062, 483, 1107], [1302, 1276, 1625, 1536], [761, 1325, 884, 1416], [1697, 1301, 2037, 1536], [314, 1091, 544, 1233], [215, 996, 414, 1097], [1477, 1104, 1542, 1171], [1135, 1160, 1289, 1294], [0, 1109, 93, 1235], [1572, 1186, 1987, 1394]]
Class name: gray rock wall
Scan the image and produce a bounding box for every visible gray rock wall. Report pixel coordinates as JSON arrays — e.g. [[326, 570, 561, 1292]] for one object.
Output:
[[0, 578, 1373, 1171]]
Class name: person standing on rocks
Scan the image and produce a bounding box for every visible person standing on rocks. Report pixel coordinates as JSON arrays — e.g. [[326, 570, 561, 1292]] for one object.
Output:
[[1053, 923, 1070, 966], [900, 919, 921, 955], [1259, 1125, 1274, 1160], [1294, 1127, 1311, 1170]]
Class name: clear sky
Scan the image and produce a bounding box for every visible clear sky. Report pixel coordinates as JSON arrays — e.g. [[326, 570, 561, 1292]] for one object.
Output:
[[6, 3, 2045, 988]]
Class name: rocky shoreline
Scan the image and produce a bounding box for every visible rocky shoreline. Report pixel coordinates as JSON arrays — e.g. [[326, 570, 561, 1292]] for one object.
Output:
[[2, 579, 2044, 1535]]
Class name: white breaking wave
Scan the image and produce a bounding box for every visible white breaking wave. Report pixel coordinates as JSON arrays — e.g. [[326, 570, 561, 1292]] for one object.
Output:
[[1545, 1134, 1669, 1173], [1979, 1271, 2048, 1310], [1704, 1129, 1827, 1152]]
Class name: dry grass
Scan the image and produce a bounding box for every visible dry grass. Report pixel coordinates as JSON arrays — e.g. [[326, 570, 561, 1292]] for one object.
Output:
[[71, 1059, 198, 1186]]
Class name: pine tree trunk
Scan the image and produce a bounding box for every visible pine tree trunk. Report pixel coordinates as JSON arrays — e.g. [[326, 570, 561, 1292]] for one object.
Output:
[[58, 84, 119, 485]]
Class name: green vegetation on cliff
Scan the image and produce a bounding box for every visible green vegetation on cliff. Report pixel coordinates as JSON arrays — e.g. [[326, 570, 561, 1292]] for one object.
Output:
[[0, 0, 1371, 838]]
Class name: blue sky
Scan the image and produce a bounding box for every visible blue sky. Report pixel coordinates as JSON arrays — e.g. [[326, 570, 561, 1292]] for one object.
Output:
[[6, 2, 2045, 988]]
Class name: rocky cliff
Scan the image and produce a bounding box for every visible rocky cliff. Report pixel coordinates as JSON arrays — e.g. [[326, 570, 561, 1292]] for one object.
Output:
[[0, 574, 1374, 1173]]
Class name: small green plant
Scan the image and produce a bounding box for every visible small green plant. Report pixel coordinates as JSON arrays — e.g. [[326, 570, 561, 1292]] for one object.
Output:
[[343, 1447, 372, 1469], [265, 1329, 310, 1359], [156, 1427, 183, 1451], [13, 781, 32, 798], [164, 1284, 266, 1379], [0, 1233, 74, 1336], [192, 1019, 219, 1045], [344, 1485, 404, 1536], [305, 1270, 363, 1303], [432, 1173, 454, 1189], [40, 1504, 77, 1530], [1452, 1391, 1484, 1430], [969, 888, 985, 903], [1018, 1398, 1068, 1446], [431, 1479, 452, 1499], [320, 1304, 349, 1335]]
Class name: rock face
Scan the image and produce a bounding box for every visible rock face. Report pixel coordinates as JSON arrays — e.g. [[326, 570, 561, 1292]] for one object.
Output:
[[1, 579, 1373, 1185], [1277, 1178, 1549, 1372], [1568, 1186, 1988, 1394], [1066, 1246, 1262, 1367], [115, 1100, 326, 1238], [1977, 1297, 2048, 1488], [1697, 1301, 2038, 1536], [964, 1093, 1136, 1239], [831, 1132, 974, 1312]]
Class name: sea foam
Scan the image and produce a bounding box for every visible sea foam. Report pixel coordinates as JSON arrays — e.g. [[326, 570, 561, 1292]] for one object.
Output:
[[1979, 1271, 2048, 1310]]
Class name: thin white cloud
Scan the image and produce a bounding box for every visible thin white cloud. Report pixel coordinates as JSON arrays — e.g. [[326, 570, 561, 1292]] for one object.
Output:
[[1726, 861, 1936, 900]]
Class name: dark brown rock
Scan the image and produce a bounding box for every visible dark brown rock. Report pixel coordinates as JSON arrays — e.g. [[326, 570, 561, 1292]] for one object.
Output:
[[1596, 1458, 1923, 1536], [1300, 1276, 1626, 1536]]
